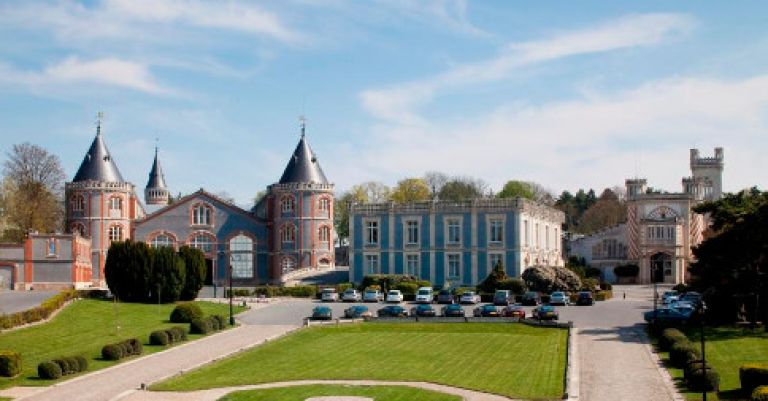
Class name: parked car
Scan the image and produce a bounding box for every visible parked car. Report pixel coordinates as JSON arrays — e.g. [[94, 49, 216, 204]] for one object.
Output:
[[670, 300, 695, 315], [661, 290, 679, 304], [549, 291, 568, 306], [362, 289, 384, 302], [343, 305, 372, 318], [459, 291, 481, 304], [643, 307, 693, 323], [501, 304, 526, 318], [575, 291, 594, 306], [320, 288, 339, 302], [310, 306, 333, 320], [378, 305, 408, 317], [385, 290, 404, 303], [436, 289, 455, 304], [341, 288, 361, 302], [679, 291, 702, 307], [415, 287, 434, 304], [521, 291, 541, 306], [493, 290, 514, 306], [441, 304, 466, 317], [473, 304, 500, 317], [533, 305, 559, 321], [411, 304, 437, 317]]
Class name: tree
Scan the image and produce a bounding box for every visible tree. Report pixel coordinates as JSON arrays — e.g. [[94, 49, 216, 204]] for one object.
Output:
[[151, 246, 186, 303], [497, 180, 535, 200], [578, 188, 627, 233], [105, 240, 152, 302], [477, 261, 508, 293], [252, 190, 266, 208], [356, 181, 391, 203], [529, 182, 555, 205], [334, 187, 369, 241], [1, 143, 65, 242], [390, 178, 431, 203], [178, 246, 206, 300], [521, 265, 582, 293], [438, 177, 487, 201], [424, 171, 449, 197]]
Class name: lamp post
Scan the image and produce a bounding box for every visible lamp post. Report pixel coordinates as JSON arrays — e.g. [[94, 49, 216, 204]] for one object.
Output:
[[699, 301, 708, 401], [653, 262, 658, 323], [228, 253, 234, 326]]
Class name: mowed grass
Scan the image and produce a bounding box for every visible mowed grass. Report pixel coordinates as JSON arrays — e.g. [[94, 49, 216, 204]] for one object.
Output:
[[659, 326, 768, 401], [219, 384, 462, 401], [0, 298, 244, 389], [154, 323, 568, 400]]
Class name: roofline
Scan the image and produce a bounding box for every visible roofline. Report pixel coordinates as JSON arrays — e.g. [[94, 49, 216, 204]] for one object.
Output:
[[136, 188, 265, 225]]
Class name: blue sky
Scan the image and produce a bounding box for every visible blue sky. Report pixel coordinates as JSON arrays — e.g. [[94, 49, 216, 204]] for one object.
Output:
[[1, 1, 766, 206]]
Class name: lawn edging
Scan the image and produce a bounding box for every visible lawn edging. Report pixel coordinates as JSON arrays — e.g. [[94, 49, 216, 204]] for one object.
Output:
[[565, 327, 579, 401], [644, 328, 686, 401]]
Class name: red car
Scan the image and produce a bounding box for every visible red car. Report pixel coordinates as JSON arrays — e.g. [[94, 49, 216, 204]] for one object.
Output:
[[501, 304, 526, 318]]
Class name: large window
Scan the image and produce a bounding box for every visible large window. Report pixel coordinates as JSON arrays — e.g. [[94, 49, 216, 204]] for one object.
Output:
[[281, 196, 295, 213], [150, 234, 174, 248], [230, 235, 253, 279], [109, 225, 122, 242], [365, 254, 379, 274], [447, 253, 461, 279], [192, 204, 212, 225], [72, 195, 85, 212], [489, 252, 504, 270], [318, 197, 330, 215], [109, 196, 122, 218], [281, 224, 296, 242], [365, 220, 379, 245], [405, 254, 419, 276], [447, 219, 461, 244], [490, 219, 503, 243], [406, 220, 419, 245], [190, 234, 214, 253], [319, 226, 331, 243]]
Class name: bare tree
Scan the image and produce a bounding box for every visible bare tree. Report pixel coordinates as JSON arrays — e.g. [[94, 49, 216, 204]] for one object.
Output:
[[423, 171, 449, 197], [438, 176, 488, 201], [4, 143, 65, 194]]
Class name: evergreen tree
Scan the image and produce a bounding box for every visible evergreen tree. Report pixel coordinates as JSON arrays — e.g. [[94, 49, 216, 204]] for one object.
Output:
[[150, 246, 186, 303], [178, 246, 206, 301]]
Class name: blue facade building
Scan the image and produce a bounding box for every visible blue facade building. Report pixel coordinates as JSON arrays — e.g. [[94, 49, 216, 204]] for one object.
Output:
[[349, 199, 565, 286]]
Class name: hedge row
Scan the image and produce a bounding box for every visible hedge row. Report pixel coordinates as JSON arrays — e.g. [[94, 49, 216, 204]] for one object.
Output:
[[655, 328, 720, 392], [741, 364, 768, 395], [190, 315, 228, 335], [37, 356, 88, 380], [101, 338, 143, 361], [0, 289, 107, 331], [0, 350, 21, 377], [150, 326, 188, 346], [595, 290, 613, 301]]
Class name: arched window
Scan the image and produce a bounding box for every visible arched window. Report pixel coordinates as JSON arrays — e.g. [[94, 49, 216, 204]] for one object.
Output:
[[229, 235, 253, 279], [281, 196, 295, 213], [192, 204, 212, 225], [281, 224, 296, 242], [281, 257, 296, 274], [71, 223, 86, 236], [319, 226, 330, 243], [109, 225, 122, 242], [150, 234, 175, 248], [318, 197, 330, 214], [189, 233, 214, 253], [71, 195, 85, 212]]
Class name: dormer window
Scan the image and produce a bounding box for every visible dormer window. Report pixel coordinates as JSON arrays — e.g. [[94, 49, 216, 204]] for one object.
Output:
[[192, 204, 212, 226]]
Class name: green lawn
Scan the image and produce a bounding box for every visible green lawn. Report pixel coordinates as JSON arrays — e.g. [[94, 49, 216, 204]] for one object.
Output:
[[219, 384, 462, 401], [657, 326, 768, 401], [154, 323, 568, 400], [0, 298, 244, 389]]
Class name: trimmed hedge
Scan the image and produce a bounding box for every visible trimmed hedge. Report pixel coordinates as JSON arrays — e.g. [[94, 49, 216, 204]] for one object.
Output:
[[670, 340, 701, 368], [742, 364, 768, 394], [684, 360, 712, 381], [687, 367, 720, 392], [753, 385, 768, 401], [101, 344, 123, 361], [190, 315, 228, 335], [170, 303, 203, 323], [659, 328, 688, 351], [150, 330, 170, 346], [595, 290, 613, 301], [37, 355, 88, 379], [0, 289, 107, 331], [0, 350, 21, 377], [37, 361, 62, 380], [101, 338, 142, 361], [251, 285, 317, 298]]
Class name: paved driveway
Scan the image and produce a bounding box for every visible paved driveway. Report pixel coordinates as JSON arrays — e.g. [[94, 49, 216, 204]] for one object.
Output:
[[0, 290, 58, 314]]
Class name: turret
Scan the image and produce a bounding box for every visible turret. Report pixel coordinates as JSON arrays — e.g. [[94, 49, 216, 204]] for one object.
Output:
[[145, 147, 170, 206], [690, 147, 724, 200], [625, 178, 647, 199]]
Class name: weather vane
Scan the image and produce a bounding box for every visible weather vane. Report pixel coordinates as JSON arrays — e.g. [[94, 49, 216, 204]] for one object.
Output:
[[96, 111, 104, 134], [299, 115, 306, 138]]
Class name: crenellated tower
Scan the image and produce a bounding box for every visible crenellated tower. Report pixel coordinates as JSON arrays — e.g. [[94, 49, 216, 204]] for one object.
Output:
[[145, 147, 170, 206]]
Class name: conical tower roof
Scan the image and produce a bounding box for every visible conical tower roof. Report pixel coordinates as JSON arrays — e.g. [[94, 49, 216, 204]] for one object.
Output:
[[145, 147, 167, 190], [72, 123, 125, 183], [278, 125, 329, 185]]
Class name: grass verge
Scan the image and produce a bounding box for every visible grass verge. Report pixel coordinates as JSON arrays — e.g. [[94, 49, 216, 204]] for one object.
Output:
[[219, 384, 462, 401], [0, 298, 244, 389], [153, 323, 568, 400]]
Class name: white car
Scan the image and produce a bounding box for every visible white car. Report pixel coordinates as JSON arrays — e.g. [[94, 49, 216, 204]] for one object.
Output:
[[414, 287, 434, 304], [341, 288, 361, 302], [320, 288, 339, 302], [362, 289, 383, 302], [549, 291, 568, 306], [385, 290, 404, 303], [459, 291, 481, 304]]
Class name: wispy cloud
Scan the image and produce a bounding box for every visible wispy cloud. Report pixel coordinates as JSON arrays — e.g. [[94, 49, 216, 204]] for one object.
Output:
[[373, 0, 488, 37], [0, 57, 170, 94], [360, 13, 696, 124]]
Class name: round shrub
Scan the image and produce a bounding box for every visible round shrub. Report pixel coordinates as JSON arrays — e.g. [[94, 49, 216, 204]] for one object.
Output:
[[165, 329, 179, 343], [170, 303, 203, 323], [207, 316, 221, 331], [170, 326, 187, 342], [741, 364, 768, 394], [127, 338, 143, 355], [190, 318, 212, 334], [687, 367, 720, 392], [0, 350, 21, 377], [118, 341, 132, 356], [670, 341, 701, 368], [73, 355, 88, 372], [101, 344, 123, 361], [150, 330, 170, 346], [599, 282, 613, 291], [37, 361, 62, 380], [212, 315, 227, 329], [53, 359, 73, 375], [752, 385, 768, 401], [684, 360, 712, 381], [659, 328, 688, 351], [65, 357, 81, 373]]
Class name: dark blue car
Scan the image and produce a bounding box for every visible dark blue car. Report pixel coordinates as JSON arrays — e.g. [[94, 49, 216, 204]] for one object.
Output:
[[441, 304, 466, 317], [311, 306, 333, 320], [411, 304, 436, 317], [643, 307, 693, 323], [378, 305, 408, 317], [344, 305, 371, 318]]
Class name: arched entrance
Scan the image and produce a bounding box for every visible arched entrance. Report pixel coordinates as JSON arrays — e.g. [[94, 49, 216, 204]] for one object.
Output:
[[650, 253, 671, 283]]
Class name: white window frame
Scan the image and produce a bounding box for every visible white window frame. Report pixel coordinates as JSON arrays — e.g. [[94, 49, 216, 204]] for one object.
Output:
[[192, 204, 212, 226], [281, 196, 295, 213], [446, 253, 461, 280], [72, 195, 85, 212], [150, 234, 174, 248], [281, 224, 296, 243], [364, 253, 380, 275], [364, 218, 380, 246], [488, 215, 504, 245], [189, 233, 214, 253], [445, 216, 462, 246], [109, 225, 122, 242], [405, 219, 419, 246], [230, 235, 254, 279], [318, 197, 330, 214], [405, 253, 419, 277]]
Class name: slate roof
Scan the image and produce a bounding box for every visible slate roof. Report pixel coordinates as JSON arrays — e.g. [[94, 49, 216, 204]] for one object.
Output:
[[72, 125, 125, 183], [145, 148, 167, 189], [278, 134, 329, 185]]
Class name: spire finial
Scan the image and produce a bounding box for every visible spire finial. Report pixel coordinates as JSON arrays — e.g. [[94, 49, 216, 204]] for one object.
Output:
[[155, 136, 159, 155], [95, 111, 104, 136], [299, 115, 306, 139]]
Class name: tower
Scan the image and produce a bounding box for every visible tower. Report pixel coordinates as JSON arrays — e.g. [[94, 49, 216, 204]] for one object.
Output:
[[689, 148, 724, 201], [266, 119, 335, 282], [145, 147, 170, 206], [65, 114, 142, 287]]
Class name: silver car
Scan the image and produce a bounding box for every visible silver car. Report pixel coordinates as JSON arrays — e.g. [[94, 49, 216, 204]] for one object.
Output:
[[362, 289, 383, 302], [320, 288, 338, 302], [549, 291, 568, 306], [459, 291, 481, 304], [341, 288, 361, 302]]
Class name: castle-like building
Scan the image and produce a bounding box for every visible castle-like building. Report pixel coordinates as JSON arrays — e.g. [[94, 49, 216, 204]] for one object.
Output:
[[569, 148, 724, 284]]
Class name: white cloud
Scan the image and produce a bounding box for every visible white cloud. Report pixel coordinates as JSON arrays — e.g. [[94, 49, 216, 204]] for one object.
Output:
[[0, 57, 169, 94], [361, 13, 695, 124], [373, 0, 488, 37]]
